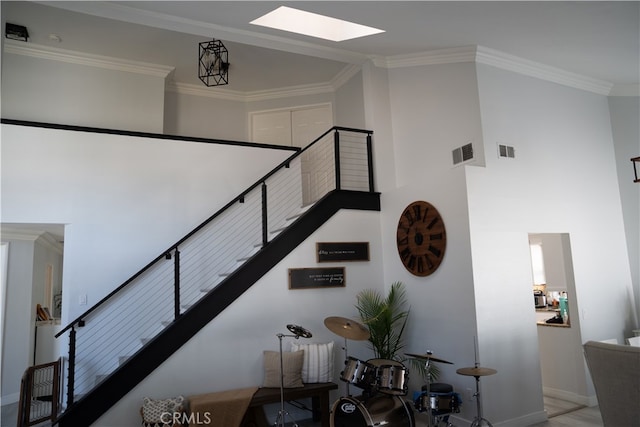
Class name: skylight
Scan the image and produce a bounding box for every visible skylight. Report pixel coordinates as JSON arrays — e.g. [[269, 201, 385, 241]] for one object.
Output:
[[250, 6, 385, 42]]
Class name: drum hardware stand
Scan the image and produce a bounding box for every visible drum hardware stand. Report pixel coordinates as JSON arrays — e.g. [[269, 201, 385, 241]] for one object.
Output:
[[406, 351, 455, 427], [455, 337, 497, 427], [341, 336, 351, 396], [421, 353, 436, 427], [274, 324, 312, 427], [468, 367, 492, 427]]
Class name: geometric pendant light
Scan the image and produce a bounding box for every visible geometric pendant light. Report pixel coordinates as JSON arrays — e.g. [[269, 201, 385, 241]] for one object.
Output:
[[198, 39, 229, 87]]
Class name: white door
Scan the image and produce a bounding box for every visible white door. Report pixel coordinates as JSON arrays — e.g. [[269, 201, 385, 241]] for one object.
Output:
[[251, 110, 292, 146], [292, 106, 333, 205], [250, 104, 333, 205]]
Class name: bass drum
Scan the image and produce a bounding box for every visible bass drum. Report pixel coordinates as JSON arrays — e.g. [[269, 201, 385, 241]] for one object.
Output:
[[331, 394, 415, 427]]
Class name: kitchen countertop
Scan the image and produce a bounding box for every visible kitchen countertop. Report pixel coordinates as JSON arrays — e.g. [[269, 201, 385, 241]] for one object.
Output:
[[536, 307, 570, 327], [537, 321, 570, 328]]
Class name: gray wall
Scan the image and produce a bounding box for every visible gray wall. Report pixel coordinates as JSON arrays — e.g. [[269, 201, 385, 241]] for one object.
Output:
[[609, 96, 640, 318]]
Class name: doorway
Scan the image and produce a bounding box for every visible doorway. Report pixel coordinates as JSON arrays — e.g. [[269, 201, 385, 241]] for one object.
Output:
[[1, 223, 64, 405], [528, 233, 589, 414]]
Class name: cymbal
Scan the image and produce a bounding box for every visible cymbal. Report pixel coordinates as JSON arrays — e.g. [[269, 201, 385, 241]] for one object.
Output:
[[456, 366, 497, 377], [406, 352, 454, 365], [324, 316, 370, 341]]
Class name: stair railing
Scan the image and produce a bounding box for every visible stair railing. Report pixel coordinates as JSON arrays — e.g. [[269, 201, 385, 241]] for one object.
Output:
[[55, 126, 373, 407]]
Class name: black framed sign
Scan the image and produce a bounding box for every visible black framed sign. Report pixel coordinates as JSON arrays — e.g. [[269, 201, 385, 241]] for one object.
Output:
[[316, 242, 370, 262], [288, 267, 346, 289]]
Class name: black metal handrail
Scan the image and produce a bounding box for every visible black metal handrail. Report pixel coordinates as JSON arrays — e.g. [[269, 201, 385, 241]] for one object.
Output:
[[55, 126, 374, 406]]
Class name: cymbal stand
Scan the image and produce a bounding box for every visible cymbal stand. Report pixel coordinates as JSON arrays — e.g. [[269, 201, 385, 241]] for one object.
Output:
[[470, 337, 492, 427], [421, 355, 435, 427], [469, 366, 492, 427], [274, 325, 311, 427], [341, 336, 351, 396]]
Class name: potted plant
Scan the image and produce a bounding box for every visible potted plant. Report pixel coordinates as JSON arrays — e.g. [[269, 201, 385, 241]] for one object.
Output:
[[355, 281, 438, 381]]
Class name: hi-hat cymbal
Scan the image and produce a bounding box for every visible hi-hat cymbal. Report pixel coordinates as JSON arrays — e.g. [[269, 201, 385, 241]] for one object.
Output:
[[456, 366, 497, 377], [324, 316, 370, 341], [406, 352, 454, 365]]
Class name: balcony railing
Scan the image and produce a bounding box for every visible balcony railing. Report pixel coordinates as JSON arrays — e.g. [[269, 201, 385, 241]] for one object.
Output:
[[55, 126, 374, 406]]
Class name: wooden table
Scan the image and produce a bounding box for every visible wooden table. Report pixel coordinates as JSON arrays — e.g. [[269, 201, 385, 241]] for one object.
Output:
[[241, 382, 338, 427]]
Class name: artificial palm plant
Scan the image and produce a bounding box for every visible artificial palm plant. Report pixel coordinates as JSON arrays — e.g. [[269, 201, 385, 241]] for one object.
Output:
[[355, 281, 438, 381], [355, 281, 410, 360]]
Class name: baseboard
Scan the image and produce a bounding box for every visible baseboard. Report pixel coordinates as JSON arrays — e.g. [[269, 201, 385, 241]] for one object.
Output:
[[1, 392, 20, 405], [449, 409, 548, 427], [542, 386, 597, 406]]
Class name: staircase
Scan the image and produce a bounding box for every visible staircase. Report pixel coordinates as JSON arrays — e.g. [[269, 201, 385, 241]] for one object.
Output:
[[53, 127, 379, 426]]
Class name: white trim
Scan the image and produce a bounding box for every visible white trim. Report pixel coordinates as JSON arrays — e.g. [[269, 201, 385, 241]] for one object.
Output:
[[0, 391, 20, 405], [5, 36, 623, 97], [4, 39, 175, 79], [542, 386, 598, 407], [168, 64, 361, 102], [380, 45, 615, 96], [0, 231, 63, 254], [374, 45, 477, 68], [475, 46, 613, 96]]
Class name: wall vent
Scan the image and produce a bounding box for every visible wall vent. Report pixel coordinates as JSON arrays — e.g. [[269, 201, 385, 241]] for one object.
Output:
[[498, 144, 515, 159], [452, 143, 474, 165]]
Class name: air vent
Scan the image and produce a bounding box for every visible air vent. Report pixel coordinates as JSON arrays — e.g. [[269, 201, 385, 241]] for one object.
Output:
[[452, 143, 474, 165], [498, 144, 515, 159]]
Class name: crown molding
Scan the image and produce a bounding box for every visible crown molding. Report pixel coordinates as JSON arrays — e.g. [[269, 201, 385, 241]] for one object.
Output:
[[5, 37, 626, 98], [6, 37, 360, 102], [378, 45, 614, 96], [167, 63, 361, 102], [4, 39, 175, 79], [373, 46, 478, 68], [0, 230, 63, 253], [475, 46, 613, 96], [168, 80, 336, 103]]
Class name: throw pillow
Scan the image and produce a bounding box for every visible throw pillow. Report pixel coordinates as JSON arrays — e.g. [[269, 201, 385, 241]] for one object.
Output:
[[141, 395, 185, 426], [290, 342, 335, 383], [263, 350, 304, 388]]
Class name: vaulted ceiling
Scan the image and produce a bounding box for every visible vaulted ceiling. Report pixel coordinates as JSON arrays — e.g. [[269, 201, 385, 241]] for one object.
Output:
[[3, 1, 639, 95]]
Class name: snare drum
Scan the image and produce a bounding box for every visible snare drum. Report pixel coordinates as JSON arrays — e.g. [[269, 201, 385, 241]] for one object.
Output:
[[367, 359, 409, 396], [414, 384, 460, 415], [341, 357, 376, 390]]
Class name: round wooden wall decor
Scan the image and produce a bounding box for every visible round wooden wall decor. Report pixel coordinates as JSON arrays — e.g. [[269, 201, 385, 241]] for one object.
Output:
[[396, 200, 447, 276]]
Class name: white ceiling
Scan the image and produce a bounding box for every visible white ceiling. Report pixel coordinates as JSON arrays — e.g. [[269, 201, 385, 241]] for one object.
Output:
[[3, 1, 639, 95]]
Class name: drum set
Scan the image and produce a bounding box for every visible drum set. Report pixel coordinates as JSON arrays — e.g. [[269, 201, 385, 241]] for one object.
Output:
[[324, 316, 462, 427]]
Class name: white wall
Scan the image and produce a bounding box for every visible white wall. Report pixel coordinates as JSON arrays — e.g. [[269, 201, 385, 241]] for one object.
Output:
[[163, 91, 248, 141], [0, 124, 294, 324], [1, 51, 167, 133], [468, 64, 636, 424], [334, 71, 366, 129], [381, 62, 485, 424], [0, 238, 35, 402]]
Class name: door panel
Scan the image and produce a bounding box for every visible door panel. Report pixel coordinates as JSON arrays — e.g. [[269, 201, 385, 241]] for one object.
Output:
[[250, 104, 333, 205], [251, 110, 292, 146], [294, 106, 333, 205]]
